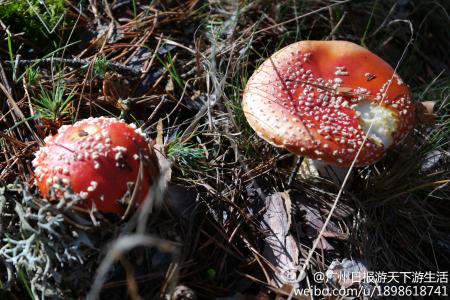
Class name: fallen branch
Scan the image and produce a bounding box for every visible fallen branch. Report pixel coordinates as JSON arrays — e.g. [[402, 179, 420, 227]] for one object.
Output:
[[3, 57, 141, 77]]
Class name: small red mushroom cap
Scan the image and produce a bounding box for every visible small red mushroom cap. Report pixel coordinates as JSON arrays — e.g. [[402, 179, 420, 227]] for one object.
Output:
[[243, 40, 415, 166], [32, 117, 158, 215]]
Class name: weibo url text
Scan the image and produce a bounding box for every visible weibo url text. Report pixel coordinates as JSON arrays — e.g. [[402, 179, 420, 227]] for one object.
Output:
[[294, 285, 448, 297]]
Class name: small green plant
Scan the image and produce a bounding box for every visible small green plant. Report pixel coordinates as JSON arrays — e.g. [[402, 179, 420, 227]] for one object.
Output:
[[25, 66, 40, 86], [360, 0, 379, 47], [33, 81, 74, 122], [93, 56, 110, 78], [6, 31, 14, 66], [157, 51, 184, 89], [6, 31, 18, 81], [131, 0, 137, 18], [167, 135, 207, 175], [17, 266, 34, 300], [206, 268, 217, 280]]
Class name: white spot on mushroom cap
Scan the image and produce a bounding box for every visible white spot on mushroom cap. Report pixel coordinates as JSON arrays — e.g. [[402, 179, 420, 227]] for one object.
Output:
[[87, 181, 98, 192]]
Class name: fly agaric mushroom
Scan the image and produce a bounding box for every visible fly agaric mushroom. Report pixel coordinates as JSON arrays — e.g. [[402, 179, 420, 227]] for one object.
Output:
[[243, 40, 415, 166], [32, 117, 158, 215]]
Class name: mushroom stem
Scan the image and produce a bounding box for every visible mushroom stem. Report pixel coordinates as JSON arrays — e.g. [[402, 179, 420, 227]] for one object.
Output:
[[309, 160, 354, 186]]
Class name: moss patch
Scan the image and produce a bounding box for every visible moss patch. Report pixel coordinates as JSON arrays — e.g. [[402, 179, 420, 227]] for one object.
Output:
[[0, 0, 66, 51]]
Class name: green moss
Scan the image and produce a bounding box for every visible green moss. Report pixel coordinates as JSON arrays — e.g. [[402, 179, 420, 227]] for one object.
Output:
[[0, 0, 66, 51]]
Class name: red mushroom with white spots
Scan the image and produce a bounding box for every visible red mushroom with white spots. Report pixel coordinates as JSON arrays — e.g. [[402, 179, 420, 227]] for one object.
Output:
[[32, 117, 159, 215], [243, 40, 415, 167]]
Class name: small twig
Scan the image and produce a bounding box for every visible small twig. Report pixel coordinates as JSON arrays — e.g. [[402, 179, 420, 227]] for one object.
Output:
[[287, 156, 304, 188], [0, 82, 41, 143], [86, 234, 177, 300], [327, 11, 347, 40], [3, 58, 141, 77]]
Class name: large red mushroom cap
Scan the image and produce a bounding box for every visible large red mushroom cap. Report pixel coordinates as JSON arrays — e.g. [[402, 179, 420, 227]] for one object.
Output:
[[243, 40, 415, 166], [32, 117, 158, 215]]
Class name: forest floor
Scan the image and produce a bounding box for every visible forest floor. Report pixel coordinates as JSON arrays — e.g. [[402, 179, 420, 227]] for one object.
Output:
[[0, 0, 449, 299]]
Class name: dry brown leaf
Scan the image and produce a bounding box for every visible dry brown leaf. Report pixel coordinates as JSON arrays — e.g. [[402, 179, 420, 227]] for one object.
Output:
[[154, 119, 171, 181], [416, 101, 436, 124], [262, 192, 300, 288]]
